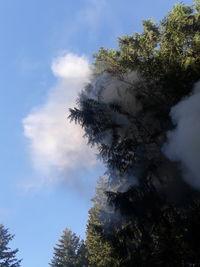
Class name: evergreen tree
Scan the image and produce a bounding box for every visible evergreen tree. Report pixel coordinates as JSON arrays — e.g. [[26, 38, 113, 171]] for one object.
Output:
[[70, 1, 200, 266], [50, 228, 87, 267], [0, 224, 21, 267], [76, 241, 88, 267], [86, 178, 119, 267]]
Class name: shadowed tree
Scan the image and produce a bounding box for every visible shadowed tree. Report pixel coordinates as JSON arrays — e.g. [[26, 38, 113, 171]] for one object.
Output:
[[86, 178, 120, 267], [70, 1, 200, 266]]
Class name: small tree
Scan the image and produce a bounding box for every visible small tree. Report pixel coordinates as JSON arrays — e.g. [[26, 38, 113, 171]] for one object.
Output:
[[50, 228, 87, 267], [0, 224, 21, 267]]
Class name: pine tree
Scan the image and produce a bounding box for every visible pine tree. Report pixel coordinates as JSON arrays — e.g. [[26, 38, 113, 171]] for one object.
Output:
[[50, 228, 87, 267], [70, 1, 200, 266], [86, 178, 119, 267], [0, 224, 21, 267], [76, 241, 88, 267]]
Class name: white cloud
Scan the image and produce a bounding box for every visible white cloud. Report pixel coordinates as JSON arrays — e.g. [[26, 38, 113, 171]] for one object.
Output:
[[51, 53, 90, 79], [23, 53, 97, 182]]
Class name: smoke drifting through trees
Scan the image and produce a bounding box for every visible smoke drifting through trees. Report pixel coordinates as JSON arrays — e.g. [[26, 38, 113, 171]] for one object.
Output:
[[71, 71, 144, 191], [70, 66, 174, 194], [164, 81, 200, 189], [68, 2, 200, 266]]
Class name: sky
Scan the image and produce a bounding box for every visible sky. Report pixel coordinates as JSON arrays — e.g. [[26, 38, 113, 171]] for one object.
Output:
[[0, 0, 193, 266]]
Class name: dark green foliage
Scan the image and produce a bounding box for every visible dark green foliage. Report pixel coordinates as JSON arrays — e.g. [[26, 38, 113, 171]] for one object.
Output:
[[93, 2, 200, 106], [86, 178, 120, 267], [0, 224, 21, 267], [50, 228, 88, 267], [69, 1, 200, 266]]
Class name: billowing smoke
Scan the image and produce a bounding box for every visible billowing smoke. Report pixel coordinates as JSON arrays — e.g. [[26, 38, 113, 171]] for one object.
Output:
[[163, 81, 200, 188], [23, 53, 98, 183], [74, 70, 143, 192], [85, 71, 141, 115]]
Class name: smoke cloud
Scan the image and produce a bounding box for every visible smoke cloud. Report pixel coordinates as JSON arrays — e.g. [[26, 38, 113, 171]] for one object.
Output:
[[163, 81, 200, 188], [85, 72, 141, 115], [77, 70, 143, 192], [23, 53, 98, 182]]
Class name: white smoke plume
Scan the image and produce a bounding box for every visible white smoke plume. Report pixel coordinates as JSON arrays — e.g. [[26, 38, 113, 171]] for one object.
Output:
[[80, 71, 142, 153], [86, 72, 141, 115], [23, 53, 98, 182], [163, 81, 200, 188], [76, 70, 143, 192]]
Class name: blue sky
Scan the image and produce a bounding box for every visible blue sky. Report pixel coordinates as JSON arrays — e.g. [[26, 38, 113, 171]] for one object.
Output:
[[0, 0, 193, 266]]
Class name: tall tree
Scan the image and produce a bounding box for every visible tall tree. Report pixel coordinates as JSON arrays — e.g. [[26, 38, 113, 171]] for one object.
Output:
[[70, 1, 200, 266], [0, 224, 21, 267], [86, 178, 119, 267], [50, 228, 87, 267]]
